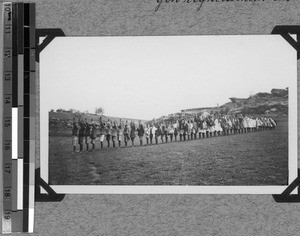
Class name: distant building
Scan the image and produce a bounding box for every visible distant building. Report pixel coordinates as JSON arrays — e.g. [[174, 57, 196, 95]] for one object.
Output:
[[271, 88, 288, 97], [181, 107, 215, 114]]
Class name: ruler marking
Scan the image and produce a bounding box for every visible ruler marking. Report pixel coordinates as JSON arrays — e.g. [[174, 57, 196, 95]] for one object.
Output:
[[17, 158, 23, 210], [2, 2, 13, 234], [11, 159, 17, 212], [11, 108, 18, 160], [27, 4, 35, 233], [11, 2, 17, 107], [18, 107, 23, 159]]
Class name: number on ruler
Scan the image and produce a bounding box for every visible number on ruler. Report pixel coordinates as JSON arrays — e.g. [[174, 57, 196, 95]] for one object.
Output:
[[4, 211, 11, 220], [4, 5, 11, 12], [4, 164, 11, 174], [4, 25, 11, 34], [4, 73, 11, 81], [4, 5, 11, 22], [4, 142, 11, 151], [4, 50, 11, 58], [4, 188, 11, 198], [4, 96, 11, 104], [4, 119, 11, 128]]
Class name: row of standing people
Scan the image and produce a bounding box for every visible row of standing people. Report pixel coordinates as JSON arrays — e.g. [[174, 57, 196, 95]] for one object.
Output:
[[72, 118, 145, 152], [71, 115, 277, 152]]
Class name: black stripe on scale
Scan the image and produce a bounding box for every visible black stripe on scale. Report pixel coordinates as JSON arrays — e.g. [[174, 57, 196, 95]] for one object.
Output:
[[24, 4, 30, 48], [17, 3, 24, 54], [12, 3, 18, 107], [24, 48, 29, 71]]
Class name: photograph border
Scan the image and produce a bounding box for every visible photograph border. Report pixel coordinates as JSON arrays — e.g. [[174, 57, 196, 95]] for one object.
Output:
[[39, 33, 298, 195]]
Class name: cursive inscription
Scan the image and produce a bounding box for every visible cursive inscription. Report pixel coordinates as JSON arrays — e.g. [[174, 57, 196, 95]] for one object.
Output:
[[155, 0, 204, 12]]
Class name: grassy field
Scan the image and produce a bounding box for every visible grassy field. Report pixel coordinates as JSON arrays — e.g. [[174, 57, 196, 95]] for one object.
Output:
[[49, 117, 288, 186]]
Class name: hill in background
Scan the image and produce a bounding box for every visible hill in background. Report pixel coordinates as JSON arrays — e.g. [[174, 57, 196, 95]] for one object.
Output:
[[218, 88, 288, 117], [49, 88, 288, 135], [49, 111, 145, 135], [154, 88, 288, 123]]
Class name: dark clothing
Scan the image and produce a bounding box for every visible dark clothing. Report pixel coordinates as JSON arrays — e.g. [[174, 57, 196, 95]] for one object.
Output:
[[155, 126, 162, 137], [174, 128, 178, 136], [84, 122, 90, 136], [179, 122, 184, 131], [124, 125, 130, 142], [183, 123, 189, 133], [161, 125, 166, 134], [99, 122, 106, 135], [197, 120, 203, 130], [72, 122, 78, 136], [90, 123, 97, 139], [78, 122, 86, 137], [130, 123, 136, 139], [137, 124, 145, 137]]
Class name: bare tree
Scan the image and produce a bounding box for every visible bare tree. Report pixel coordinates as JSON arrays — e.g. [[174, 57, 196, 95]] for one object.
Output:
[[95, 107, 104, 116]]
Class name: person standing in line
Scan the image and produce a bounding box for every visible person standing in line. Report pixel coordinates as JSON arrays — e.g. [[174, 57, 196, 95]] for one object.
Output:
[[186, 120, 190, 140], [160, 123, 166, 143], [174, 120, 178, 141], [78, 118, 86, 152], [123, 121, 130, 147], [117, 119, 123, 147], [150, 124, 156, 145], [179, 119, 184, 141], [111, 121, 117, 148], [71, 118, 79, 153], [198, 117, 204, 138], [190, 119, 194, 140], [130, 121, 136, 147], [183, 120, 189, 141], [164, 122, 168, 143], [137, 120, 145, 146], [145, 124, 150, 145], [84, 118, 91, 151], [155, 124, 161, 144], [99, 117, 106, 149], [193, 119, 198, 140], [160, 123, 164, 142], [106, 119, 112, 148], [90, 118, 97, 151], [168, 122, 174, 142]]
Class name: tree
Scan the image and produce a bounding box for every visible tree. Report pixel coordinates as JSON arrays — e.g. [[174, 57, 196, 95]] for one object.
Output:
[[95, 107, 104, 116]]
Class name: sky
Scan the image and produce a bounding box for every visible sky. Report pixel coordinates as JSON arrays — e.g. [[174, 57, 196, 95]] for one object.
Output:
[[40, 35, 296, 120]]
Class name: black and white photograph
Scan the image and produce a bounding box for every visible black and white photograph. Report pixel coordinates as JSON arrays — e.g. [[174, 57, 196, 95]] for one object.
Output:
[[40, 35, 297, 193]]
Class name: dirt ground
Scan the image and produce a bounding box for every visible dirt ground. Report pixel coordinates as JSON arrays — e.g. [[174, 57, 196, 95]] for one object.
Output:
[[49, 117, 288, 186]]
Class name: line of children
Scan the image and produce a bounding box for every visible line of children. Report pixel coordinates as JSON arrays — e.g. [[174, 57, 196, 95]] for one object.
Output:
[[71, 115, 277, 152]]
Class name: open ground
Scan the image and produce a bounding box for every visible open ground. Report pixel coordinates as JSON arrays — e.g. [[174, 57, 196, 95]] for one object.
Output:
[[49, 117, 288, 186]]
